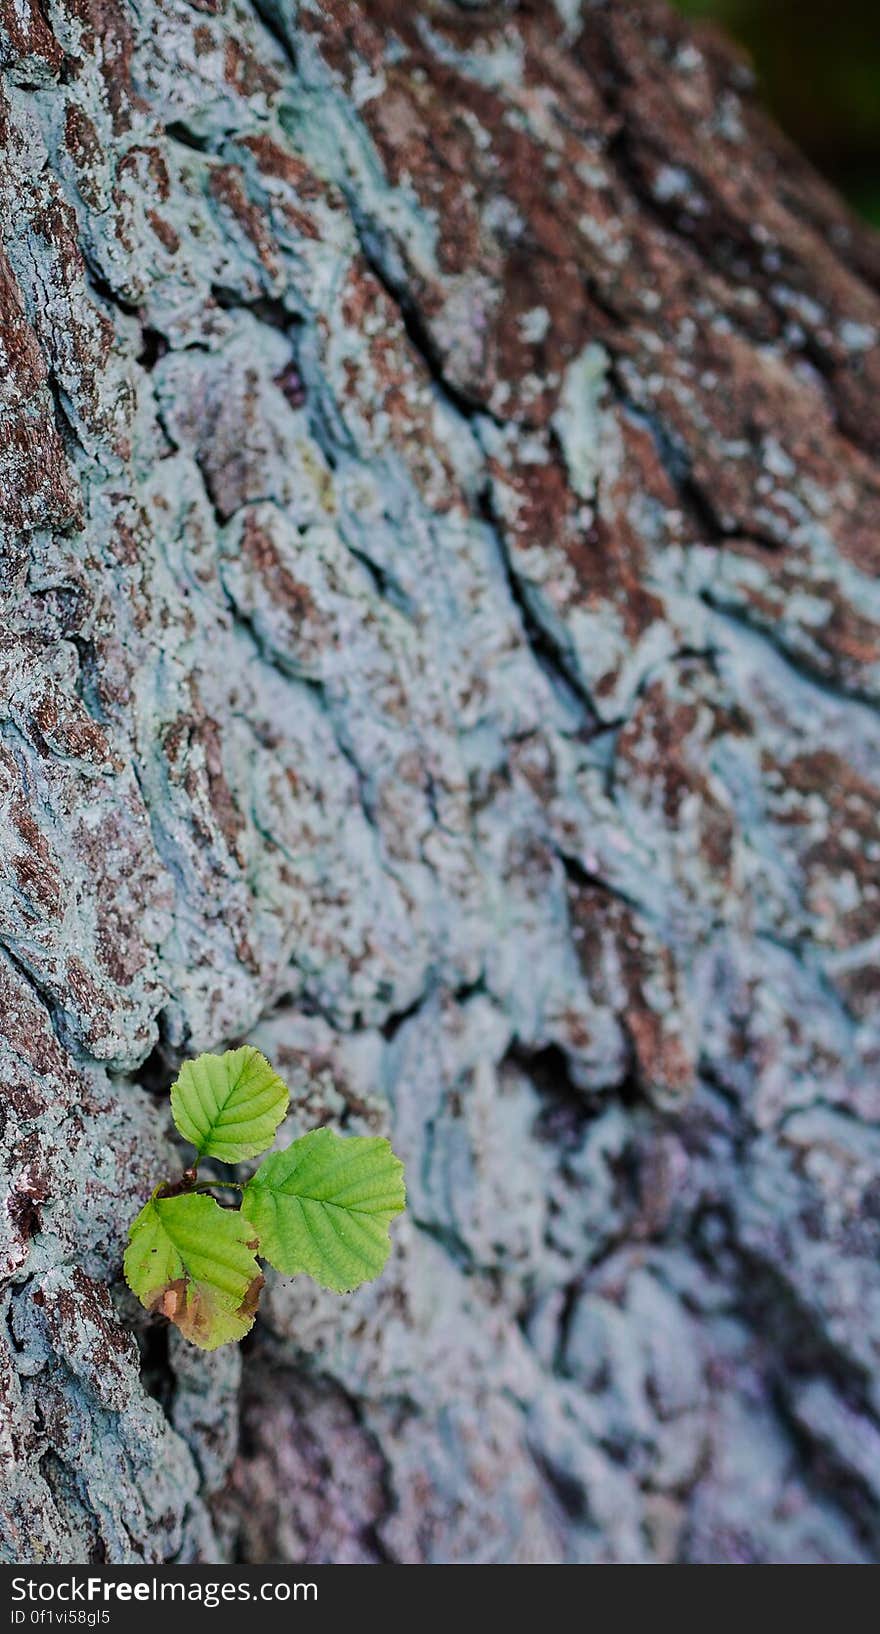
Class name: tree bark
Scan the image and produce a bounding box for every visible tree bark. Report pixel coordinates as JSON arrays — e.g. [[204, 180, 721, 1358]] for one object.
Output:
[[2, 0, 880, 1565]]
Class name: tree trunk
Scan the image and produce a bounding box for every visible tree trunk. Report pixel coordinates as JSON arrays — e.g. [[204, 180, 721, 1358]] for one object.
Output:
[[2, 0, 880, 1566]]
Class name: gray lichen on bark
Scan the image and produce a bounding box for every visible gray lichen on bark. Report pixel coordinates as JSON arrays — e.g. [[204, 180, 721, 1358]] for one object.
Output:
[[2, 0, 880, 1564]]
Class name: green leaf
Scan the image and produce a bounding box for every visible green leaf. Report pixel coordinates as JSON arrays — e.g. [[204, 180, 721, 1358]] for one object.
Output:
[[124, 1191, 264, 1350], [241, 1127, 406, 1293], [170, 1046, 289, 1162]]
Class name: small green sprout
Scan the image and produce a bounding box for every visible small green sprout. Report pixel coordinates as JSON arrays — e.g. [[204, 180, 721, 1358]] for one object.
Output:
[[124, 1046, 406, 1350]]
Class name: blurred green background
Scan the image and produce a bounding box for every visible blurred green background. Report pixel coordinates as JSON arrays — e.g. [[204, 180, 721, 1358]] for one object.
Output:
[[671, 0, 880, 224]]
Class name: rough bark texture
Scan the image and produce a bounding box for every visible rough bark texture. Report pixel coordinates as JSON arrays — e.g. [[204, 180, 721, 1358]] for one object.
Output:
[[2, 0, 880, 1566]]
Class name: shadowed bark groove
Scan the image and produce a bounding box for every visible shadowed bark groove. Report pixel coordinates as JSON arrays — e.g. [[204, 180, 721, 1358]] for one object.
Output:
[[1, 0, 880, 1565]]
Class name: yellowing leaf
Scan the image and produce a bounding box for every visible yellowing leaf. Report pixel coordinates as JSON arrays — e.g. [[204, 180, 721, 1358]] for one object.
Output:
[[170, 1046, 289, 1162], [241, 1126, 406, 1293], [124, 1191, 264, 1350]]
